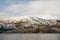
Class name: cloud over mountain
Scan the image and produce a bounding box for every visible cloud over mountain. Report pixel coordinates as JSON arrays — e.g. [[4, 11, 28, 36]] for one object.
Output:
[[0, 0, 60, 18]]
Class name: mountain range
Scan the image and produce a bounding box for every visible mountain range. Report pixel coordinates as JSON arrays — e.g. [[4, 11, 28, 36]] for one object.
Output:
[[0, 16, 60, 33], [1, 16, 59, 25]]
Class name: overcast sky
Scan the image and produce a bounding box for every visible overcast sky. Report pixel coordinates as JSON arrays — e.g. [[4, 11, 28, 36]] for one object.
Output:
[[0, 0, 60, 18]]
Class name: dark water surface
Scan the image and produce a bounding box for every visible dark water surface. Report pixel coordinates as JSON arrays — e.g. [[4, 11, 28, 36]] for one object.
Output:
[[0, 34, 60, 40]]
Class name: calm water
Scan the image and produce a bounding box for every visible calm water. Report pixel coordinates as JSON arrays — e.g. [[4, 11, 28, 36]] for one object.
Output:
[[0, 34, 60, 40]]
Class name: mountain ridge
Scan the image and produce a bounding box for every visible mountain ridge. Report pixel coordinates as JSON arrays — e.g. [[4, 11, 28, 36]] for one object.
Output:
[[0, 16, 58, 26]]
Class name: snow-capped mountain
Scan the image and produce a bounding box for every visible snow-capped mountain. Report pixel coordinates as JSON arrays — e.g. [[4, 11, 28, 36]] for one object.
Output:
[[0, 16, 60, 30], [3, 16, 59, 21], [39, 16, 59, 20], [1, 16, 58, 25]]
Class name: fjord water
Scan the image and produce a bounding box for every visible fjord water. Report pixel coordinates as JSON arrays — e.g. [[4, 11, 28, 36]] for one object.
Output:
[[0, 34, 60, 40]]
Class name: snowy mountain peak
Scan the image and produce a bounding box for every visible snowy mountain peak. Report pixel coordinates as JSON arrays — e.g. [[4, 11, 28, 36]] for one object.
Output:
[[1, 16, 59, 22], [0, 16, 59, 26], [3, 16, 59, 20], [39, 16, 59, 20]]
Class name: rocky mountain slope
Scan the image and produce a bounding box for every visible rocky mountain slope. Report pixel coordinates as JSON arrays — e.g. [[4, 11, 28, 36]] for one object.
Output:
[[0, 16, 60, 33]]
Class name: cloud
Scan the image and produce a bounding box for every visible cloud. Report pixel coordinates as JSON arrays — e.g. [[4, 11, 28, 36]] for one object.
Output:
[[0, 12, 5, 16], [27, 1, 60, 16], [3, 1, 60, 18], [0, 12, 6, 19], [6, 4, 24, 12]]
